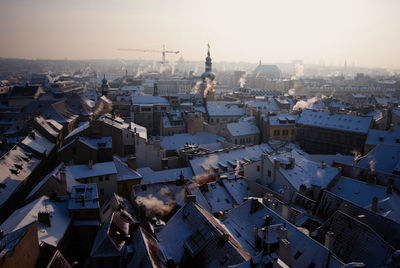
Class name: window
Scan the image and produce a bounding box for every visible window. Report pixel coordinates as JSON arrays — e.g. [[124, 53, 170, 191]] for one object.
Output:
[[257, 165, 260, 172], [100, 188, 104, 195], [105, 175, 109, 181], [184, 225, 214, 256], [268, 170, 271, 177], [99, 176, 103, 182]]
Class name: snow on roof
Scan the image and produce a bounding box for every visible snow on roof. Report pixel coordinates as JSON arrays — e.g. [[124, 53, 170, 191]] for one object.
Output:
[[267, 113, 299, 126], [66, 161, 117, 181], [64, 121, 90, 140], [113, 155, 142, 182], [100, 95, 112, 104], [329, 177, 400, 223], [68, 184, 99, 210], [246, 99, 281, 112], [365, 126, 400, 147], [221, 178, 249, 205], [222, 199, 344, 267], [21, 130, 55, 157], [98, 114, 147, 140], [80, 95, 96, 108], [304, 154, 354, 166], [200, 181, 235, 213], [157, 202, 251, 264], [269, 150, 339, 189], [298, 109, 372, 134], [190, 144, 273, 177], [137, 167, 193, 185], [78, 136, 112, 150], [131, 95, 169, 105], [25, 163, 64, 200], [357, 144, 400, 174], [0, 145, 41, 207], [206, 101, 245, 117], [0, 196, 71, 248], [34, 116, 59, 138], [227, 120, 260, 137], [90, 212, 129, 258], [160, 132, 225, 151], [46, 119, 63, 132]]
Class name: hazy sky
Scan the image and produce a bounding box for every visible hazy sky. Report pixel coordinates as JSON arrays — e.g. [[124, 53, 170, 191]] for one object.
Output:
[[0, 0, 399, 68]]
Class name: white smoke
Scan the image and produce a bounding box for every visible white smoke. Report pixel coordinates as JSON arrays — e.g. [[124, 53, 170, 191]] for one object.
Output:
[[288, 88, 296, 96], [195, 154, 219, 184], [369, 159, 376, 174], [190, 81, 202, 94], [136, 194, 174, 217], [239, 74, 247, 88], [203, 77, 216, 98], [293, 96, 319, 110], [295, 63, 304, 78]]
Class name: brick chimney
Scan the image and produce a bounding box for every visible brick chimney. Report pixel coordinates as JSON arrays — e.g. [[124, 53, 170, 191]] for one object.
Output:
[[38, 211, 51, 227]]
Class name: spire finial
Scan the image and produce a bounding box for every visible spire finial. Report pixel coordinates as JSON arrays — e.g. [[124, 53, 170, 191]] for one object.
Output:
[[207, 43, 210, 56]]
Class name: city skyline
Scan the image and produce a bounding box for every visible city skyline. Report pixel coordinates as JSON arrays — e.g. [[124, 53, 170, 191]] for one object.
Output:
[[1, 0, 400, 69]]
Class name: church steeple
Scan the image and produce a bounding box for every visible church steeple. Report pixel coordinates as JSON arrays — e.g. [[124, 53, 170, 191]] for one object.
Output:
[[101, 74, 109, 96], [201, 43, 215, 82]]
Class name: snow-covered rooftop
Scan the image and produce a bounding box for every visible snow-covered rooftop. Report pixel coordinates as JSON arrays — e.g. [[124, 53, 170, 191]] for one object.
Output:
[[190, 144, 273, 177], [298, 109, 372, 134], [64, 121, 90, 140], [365, 125, 400, 147], [357, 144, 400, 174], [269, 150, 339, 189], [227, 120, 260, 137], [66, 161, 117, 181], [0, 196, 71, 248], [113, 155, 142, 182], [25, 163, 64, 200], [137, 167, 193, 185], [0, 145, 41, 207], [160, 132, 225, 151], [206, 101, 245, 117], [68, 184, 99, 210], [21, 130, 55, 157], [131, 95, 169, 105], [267, 113, 299, 126]]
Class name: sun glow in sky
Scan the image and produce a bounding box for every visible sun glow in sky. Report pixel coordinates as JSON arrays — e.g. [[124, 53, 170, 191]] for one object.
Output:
[[0, 0, 399, 68]]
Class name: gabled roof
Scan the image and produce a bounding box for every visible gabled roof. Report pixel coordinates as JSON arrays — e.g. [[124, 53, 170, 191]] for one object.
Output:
[[223, 199, 344, 267], [137, 167, 193, 185], [0, 222, 37, 257], [0, 196, 70, 248], [206, 101, 245, 117], [113, 155, 142, 182], [365, 125, 400, 147], [0, 145, 41, 208], [66, 161, 117, 181], [160, 132, 225, 151], [25, 163, 64, 200], [227, 120, 260, 137], [20, 130, 55, 157], [64, 121, 90, 140], [157, 202, 251, 265], [90, 212, 130, 258], [9, 84, 43, 98], [34, 116, 59, 138], [298, 109, 372, 134], [357, 144, 400, 174]]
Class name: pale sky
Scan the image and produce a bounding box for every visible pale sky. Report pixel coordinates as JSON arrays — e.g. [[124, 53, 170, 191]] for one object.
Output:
[[0, 0, 399, 68]]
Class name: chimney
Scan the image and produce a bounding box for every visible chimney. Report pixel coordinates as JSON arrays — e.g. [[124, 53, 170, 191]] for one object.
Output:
[[127, 156, 136, 170], [283, 186, 291, 204], [324, 231, 335, 250], [371, 196, 378, 212], [278, 238, 291, 266], [88, 159, 93, 169], [0, 230, 4, 238], [321, 161, 327, 169], [254, 227, 261, 250], [278, 226, 287, 239], [38, 211, 51, 227], [386, 184, 393, 194], [288, 156, 295, 168], [29, 130, 35, 140], [282, 205, 289, 220], [81, 194, 86, 207], [264, 215, 273, 227], [60, 167, 67, 190]]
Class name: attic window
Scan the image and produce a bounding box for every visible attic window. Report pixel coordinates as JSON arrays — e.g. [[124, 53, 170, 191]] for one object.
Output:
[[294, 251, 302, 260], [184, 225, 214, 256]]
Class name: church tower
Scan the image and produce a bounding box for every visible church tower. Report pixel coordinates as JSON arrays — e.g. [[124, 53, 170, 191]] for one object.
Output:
[[200, 44, 216, 101], [101, 74, 109, 96]]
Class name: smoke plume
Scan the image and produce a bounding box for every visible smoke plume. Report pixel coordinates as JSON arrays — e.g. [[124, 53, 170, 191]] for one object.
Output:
[[203, 77, 216, 98], [239, 74, 247, 88], [295, 63, 304, 78], [136, 194, 174, 217], [293, 97, 319, 110], [190, 81, 202, 94], [288, 88, 296, 96]]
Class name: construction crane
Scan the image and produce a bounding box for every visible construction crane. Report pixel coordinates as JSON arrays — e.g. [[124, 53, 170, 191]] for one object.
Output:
[[118, 45, 179, 65]]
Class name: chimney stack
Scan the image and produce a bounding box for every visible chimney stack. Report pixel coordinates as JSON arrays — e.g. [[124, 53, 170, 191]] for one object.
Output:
[[88, 159, 93, 169], [288, 156, 295, 168], [386, 184, 393, 194], [38, 211, 51, 227], [324, 231, 335, 250], [278, 238, 291, 266], [371, 196, 378, 212], [60, 167, 67, 190], [81, 194, 86, 207]]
